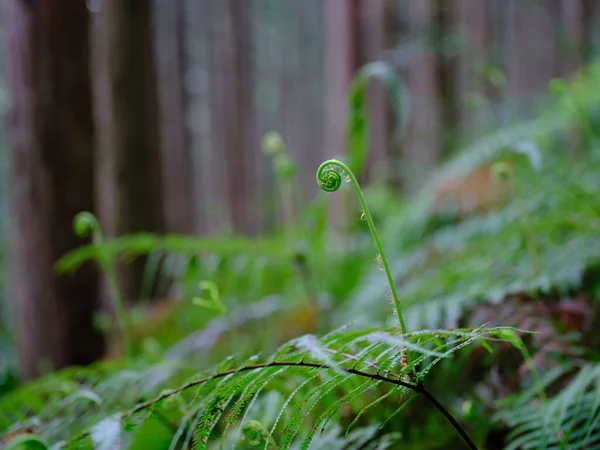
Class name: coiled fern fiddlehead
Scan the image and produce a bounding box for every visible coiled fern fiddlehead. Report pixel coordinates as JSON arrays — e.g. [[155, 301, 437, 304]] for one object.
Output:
[[316, 159, 408, 334], [73, 211, 132, 357]]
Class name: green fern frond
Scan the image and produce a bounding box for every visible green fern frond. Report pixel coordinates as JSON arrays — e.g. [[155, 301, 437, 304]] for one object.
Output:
[[193, 393, 233, 449], [496, 363, 600, 449], [28, 325, 521, 449], [54, 233, 288, 275], [345, 138, 600, 331]]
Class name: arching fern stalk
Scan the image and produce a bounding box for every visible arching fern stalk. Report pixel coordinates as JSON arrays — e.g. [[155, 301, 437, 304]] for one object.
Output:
[[316, 159, 408, 335]]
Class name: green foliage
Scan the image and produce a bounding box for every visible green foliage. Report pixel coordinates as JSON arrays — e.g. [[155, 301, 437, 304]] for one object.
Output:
[[0, 325, 522, 448], [340, 61, 600, 331], [495, 363, 600, 449], [3, 434, 48, 450], [5, 59, 600, 450], [54, 233, 289, 276], [2, 145, 526, 448]]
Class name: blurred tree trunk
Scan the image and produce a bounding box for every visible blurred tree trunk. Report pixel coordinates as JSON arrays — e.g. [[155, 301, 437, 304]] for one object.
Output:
[[506, 1, 556, 102], [324, 0, 360, 231], [556, 0, 586, 76], [324, 0, 398, 180], [434, 0, 459, 154], [4, 0, 104, 379], [92, 0, 165, 303], [401, 0, 443, 193], [324, 0, 361, 167], [453, 0, 495, 138], [325, 0, 389, 229], [360, 0, 393, 181], [155, 0, 194, 234], [208, 0, 257, 235]]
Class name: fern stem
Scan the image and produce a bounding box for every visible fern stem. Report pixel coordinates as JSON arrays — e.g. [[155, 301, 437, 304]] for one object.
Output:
[[517, 201, 540, 278], [62, 360, 476, 449], [72, 212, 133, 358], [316, 159, 408, 334], [103, 261, 133, 357], [516, 338, 564, 445], [419, 387, 478, 450]]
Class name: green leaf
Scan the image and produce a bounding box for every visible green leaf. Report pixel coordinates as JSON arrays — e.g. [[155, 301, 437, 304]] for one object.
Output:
[[3, 435, 48, 450]]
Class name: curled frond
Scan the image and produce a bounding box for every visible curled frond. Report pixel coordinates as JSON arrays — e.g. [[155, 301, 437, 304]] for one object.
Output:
[[316, 162, 343, 193], [241, 420, 276, 448]]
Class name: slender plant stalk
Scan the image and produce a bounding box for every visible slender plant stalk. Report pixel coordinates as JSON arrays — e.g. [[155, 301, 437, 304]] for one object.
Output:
[[73, 212, 133, 358], [491, 162, 540, 278], [515, 337, 564, 446], [193, 280, 241, 353], [316, 159, 408, 334], [261, 131, 297, 239], [64, 359, 477, 450]]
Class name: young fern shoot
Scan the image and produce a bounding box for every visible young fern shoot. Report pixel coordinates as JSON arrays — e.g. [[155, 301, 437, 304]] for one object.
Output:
[[72, 211, 133, 358], [316, 159, 408, 334]]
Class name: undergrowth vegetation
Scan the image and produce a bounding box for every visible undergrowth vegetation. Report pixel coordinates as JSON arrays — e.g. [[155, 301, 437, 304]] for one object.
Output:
[[2, 61, 600, 449]]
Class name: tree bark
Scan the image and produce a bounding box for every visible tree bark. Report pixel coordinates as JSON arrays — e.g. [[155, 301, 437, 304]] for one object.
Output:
[[155, 0, 194, 234], [208, 0, 257, 235], [324, 0, 360, 164], [92, 0, 165, 302], [402, 0, 443, 193], [360, 0, 391, 180], [4, 0, 104, 380]]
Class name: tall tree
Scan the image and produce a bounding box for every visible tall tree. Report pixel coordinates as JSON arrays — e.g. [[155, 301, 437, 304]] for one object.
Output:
[[155, 0, 194, 234], [324, 0, 396, 180], [4, 0, 104, 379], [208, 0, 257, 235], [401, 0, 443, 193], [92, 0, 164, 302], [324, 0, 396, 229]]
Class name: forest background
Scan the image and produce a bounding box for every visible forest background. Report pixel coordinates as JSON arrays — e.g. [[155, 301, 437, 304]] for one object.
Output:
[[1, 1, 600, 449]]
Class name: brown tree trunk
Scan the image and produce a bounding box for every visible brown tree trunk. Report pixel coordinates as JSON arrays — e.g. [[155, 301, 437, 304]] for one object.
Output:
[[155, 0, 194, 234], [401, 0, 443, 193], [323, 0, 358, 231], [92, 0, 165, 303], [4, 0, 104, 380], [324, 0, 361, 164], [208, 0, 257, 235], [360, 0, 391, 181], [434, 0, 459, 155], [453, 0, 495, 138], [506, 1, 556, 101]]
